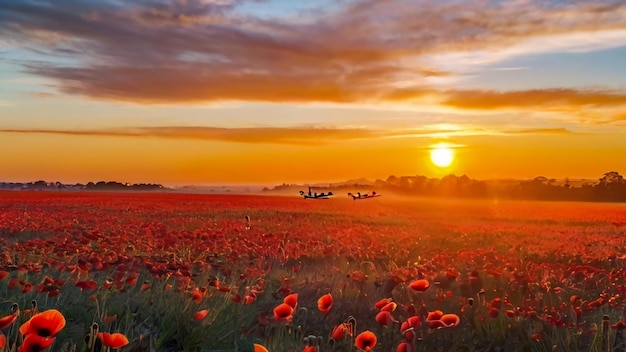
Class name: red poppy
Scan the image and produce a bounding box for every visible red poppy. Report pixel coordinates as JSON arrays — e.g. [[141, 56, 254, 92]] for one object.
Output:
[[0, 271, 9, 281], [355, 330, 377, 351], [0, 333, 5, 349], [190, 287, 204, 304], [380, 302, 397, 312], [75, 280, 98, 291], [97, 332, 129, 349], [409, 279, 430, 292], [283, 293, 298, 309], [0, 313, 17, 330], [18, 334, 55, 352], [440, 314, 460, 328], [253, 343, 269, 352], [612, 321, 626, 329], [489, 297, 502, 310], [400, 315, 421, 339], [488, 307, 499, 318], [374, 298, 392, 310], [317, 293, 333, 315], [103, 314, 117, 325], [331, 323, 351, 341], [397, 341, 411, 352], [375, 311, 398, 326], [273, 303, 294, 322], [194, 309, 209, 321], [426, 310, 444, 328], [21, 309, 66, 338], [531, 333, 543, 341], [302, 346, 317, 352]]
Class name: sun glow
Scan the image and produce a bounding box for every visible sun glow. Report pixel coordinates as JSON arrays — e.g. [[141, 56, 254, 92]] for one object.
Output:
[[430, 143, 454, 168]]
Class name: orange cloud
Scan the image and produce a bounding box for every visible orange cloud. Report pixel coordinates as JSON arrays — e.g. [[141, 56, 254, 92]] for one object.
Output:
[[0, 126, 395, 145], [504, 128, 571, 135], [442, 89, 626, 110], [2, 0, 626, 104]]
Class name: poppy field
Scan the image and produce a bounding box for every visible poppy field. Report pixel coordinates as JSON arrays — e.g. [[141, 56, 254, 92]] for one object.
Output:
[[1, 191, 626, 352]]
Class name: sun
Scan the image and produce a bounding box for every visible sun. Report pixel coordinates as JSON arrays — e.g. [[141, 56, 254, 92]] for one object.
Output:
[[430, 144, 454, 168]]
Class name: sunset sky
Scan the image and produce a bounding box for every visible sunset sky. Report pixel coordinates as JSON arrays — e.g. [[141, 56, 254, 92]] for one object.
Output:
[[1, 0, 625, 186]]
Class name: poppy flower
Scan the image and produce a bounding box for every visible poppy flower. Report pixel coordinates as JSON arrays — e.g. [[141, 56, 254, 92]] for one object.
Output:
[[531, 333, 543, 341], [75, 280, 98, 291], [103, 314, 117, 325], [273, 303, 294, 322], [440, 314, 460, 328], [302, 346, 317, 352], [0, 313, 17, 330], [331, 323, 352, 341], [21, 309, 66, 338], [355, 330, 377, 351], [397, 341, 411, 352], [488, 308, 499, 318], [253, 343, 269, 352], [0, 333, 5, 349], [317, 294, 333, 315], [400, 315, 421, 339], [194, 309, 209, 321], [426, 310, 444, 329], [409, 279, 430, 292], [283, 293, 298, 309], [375, 311, 398, 326], [97, 332, 129, 349], [18, 334, 55, 352], [374, 298, 393, 310], [612, 321, 626, 330], [380, 302, 397, 312]]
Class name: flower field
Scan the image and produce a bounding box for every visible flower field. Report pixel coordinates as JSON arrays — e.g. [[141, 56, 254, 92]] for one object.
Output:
[[1, 191, 626, 352]]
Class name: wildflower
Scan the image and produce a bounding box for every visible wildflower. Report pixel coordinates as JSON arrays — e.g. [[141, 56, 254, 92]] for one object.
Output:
[[375, 311, 398, 326], [283, 293, 298, 309], [489, 308, 499, 318], [397, 341, 411, 352], [273, 303, 294, 322], [103, 314, 117, 325], [331, 323, 351, 341], [0, 313, 17, 330], [76, 280, 98, 291], [253, 343, 269, 352], [440, 314, 460, 328], [409, 279, 430, 292], [426, 310, 444, 329], [355, 330, 377, 351], [194, 309, 209, 321], [380, 302, 397, 312], [18, 334, 55, 352], [400, 315, 421, 339], [21, 309, 66, 338], [97, 332, 130, 349], [317, 294, 332, 315], [374, 298, 393, 310]]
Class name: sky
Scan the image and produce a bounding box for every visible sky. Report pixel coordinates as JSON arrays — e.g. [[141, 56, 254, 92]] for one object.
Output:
[[1, 0, 625, 186]]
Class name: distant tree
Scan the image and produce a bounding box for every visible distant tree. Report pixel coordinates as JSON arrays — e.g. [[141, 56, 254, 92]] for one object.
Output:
[[599, 171, 624, 187], [595, 171, 626, 201]]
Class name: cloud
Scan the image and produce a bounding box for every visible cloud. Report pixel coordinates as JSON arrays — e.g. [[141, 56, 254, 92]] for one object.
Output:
[[441, 88, 626, 111], [1, 0, 626, 105], [0, 126, 394, 145], [504, 128, 572, 135]]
